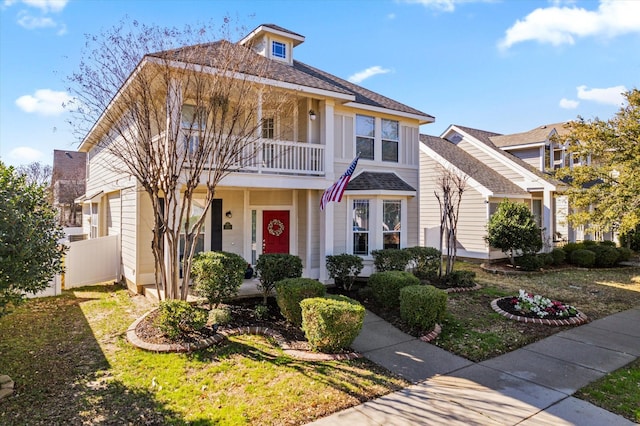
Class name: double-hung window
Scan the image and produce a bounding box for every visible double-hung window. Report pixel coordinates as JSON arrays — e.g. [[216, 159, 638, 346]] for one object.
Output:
[[356, 114, 375, 160], [383, 200, 401, 249], [262, 117, 275, 139], [382, 119, 399, 162], [181, 104, 205, 155], [352, 200, 370, 255]]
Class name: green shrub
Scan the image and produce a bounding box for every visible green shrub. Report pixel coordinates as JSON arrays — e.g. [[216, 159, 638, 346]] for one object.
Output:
[[208, 307, 231, 326], [562, 242, 584, 257], [253, 304, 269, 320], [620, 224, 640, 251], [255, 254, 303, 304], [371, 249, 411, 272], [368, 271, 420, 308], [599, 240, 617, 247], [551, 248, 566, 265], [300, 295, 365, 353], [275, 278, 326, 326], [326, 254, 363, 291], [570, 249, 596, 267], [582, 240, 597, 247], [444, 270, 476, 287], [617, 247, 632, 262], [156, 300, 207, 340], [589, 245, 620, 267], [399, 285, 447, 331], [515, 254, 544, 271], [405, 246, 441, 280], [191, 251, 247, 309], [539, 253, 554, 266]]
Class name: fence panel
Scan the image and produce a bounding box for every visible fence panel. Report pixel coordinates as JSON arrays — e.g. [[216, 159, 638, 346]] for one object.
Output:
[[65, 235, 120, 288]]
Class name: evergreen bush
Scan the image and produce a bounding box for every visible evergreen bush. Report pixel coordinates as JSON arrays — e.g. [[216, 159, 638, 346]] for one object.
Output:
[[275, 278, 326, 326], [399, 285, 447, 331], [156, 300, 207, 340], [444, 270, 476, 287], [570, 249, 596, 267], [371, 248, 411, 272], [191, 251, 247, 309], [617, 247, 632, 262], [551, 248, 566, 265], [300, 295, 365, 353], [326, 254, 363, 291], [405, 246, 441, 280], [255, 254, 303, 304], [368, 271, 420, 308]]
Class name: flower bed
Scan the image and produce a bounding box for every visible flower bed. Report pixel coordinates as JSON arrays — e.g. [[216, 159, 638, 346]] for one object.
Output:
[[491, 290, 589, 326]]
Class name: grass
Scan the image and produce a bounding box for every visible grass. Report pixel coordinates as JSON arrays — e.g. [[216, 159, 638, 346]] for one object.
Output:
[[576, 358, 640, 423], [0, 283, 408, 425]]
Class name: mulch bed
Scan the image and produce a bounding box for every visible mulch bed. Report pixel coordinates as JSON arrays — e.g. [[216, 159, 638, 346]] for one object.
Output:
[[492, 297, 589, 326], [135, 297, 308, 348]]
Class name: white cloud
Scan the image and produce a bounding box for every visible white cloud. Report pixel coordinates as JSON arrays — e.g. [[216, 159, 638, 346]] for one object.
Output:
[[499, 0, 640, 50], [401, 0, 494, 13], [348, 66, 392, 84], [559, 98, 579, 109], [9, 146, 44, 163], [576, 85, 627, 106], [4, 0, 68, 13], [15, 89, 72, 116], [17, 11, 55, 29]]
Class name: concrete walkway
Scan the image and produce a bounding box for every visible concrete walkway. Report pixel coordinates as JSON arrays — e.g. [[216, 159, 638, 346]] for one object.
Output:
[[309, 307, 640, 425]]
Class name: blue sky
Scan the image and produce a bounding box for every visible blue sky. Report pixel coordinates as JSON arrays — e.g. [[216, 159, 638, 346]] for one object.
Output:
[[1, 0, 638, 167]]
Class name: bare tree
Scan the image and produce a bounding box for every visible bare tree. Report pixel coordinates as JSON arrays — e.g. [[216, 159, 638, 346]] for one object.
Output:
[[67, 18, 295, 300], [433, 166, 468, 276], [16, 162, 52, 187]]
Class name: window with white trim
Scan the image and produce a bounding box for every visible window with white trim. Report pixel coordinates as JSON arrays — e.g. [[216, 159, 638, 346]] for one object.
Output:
[[383, 200, 401, 249], [352, 200, 370, 255], [90, 203, 99, 239], [356, 114, 375, 160], [381, 119, 399, 162], [272, 41, 286, 59], [181, 104, 205, 155]]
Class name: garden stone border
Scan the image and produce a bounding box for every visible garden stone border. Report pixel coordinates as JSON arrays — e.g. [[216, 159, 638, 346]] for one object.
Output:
[[490, 298, 589, 326], [126, 309, 361, 361], [0, 375, 14, 400], [444, 283, 482, 293], [419, 324, 442, 343]]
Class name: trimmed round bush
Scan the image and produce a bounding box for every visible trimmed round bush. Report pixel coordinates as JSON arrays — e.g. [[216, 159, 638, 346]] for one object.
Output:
[[551, 248, 566, 265], [156, 300, 207, 340], [444, 270, 476, 288], [371, 249, 412, 272], [515, 254, 544, 271], [617, 247, 632, 262], [599, 240, 617, 247], [192, 251, 247, 309], [275, 278, 326, 326], [562, 242, 584, 258], [570, 249, 596, 267], [405, 246, 441, 280], [326, 253, 363, 291], [399, 285, 447, 331], [300, 295, 365, 353], [589, 245, 620, 267], [368, 271, 420, 308], [255, 253, 303, 303]]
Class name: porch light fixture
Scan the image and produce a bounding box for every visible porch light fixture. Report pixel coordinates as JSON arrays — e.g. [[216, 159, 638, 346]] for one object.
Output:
[[225, 210, 232, 218], [309, 109, 316, 120]]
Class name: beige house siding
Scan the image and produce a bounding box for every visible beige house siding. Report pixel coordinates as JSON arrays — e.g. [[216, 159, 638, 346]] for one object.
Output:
[[136, 191, 155, 286], [456, 140, 523, 183], [120, 187, 138, 288], [509, 147, 542, 170], [106, 192, 121, 236], [216, 189, 245, 258]]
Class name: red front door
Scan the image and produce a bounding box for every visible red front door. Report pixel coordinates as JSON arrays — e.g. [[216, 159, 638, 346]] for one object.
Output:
[[263, 210, 290, 254]]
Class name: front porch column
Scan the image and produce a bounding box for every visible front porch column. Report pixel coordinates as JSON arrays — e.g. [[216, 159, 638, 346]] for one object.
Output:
[[321, 99, 335, 180], [544, 190, 554, 249], [320, 200, 333, 282]]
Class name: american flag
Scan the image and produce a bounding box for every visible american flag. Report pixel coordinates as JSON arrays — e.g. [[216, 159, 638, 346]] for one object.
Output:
[[320, 154, 360, 210]]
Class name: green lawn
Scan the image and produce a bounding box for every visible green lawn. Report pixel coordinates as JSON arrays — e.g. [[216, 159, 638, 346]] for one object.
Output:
[[0, 284, 407, 425]]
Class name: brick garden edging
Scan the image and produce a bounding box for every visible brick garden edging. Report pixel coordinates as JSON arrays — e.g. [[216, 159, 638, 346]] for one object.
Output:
[[444, 284, 482, 293], [126, 309, 361, 361], [0, 375, 14, 400], [419, 324, 442, 343], [490, 298, 589, 326]]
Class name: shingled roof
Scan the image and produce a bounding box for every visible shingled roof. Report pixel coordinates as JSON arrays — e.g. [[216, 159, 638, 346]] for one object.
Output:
[[346, 172, 416, 192], [420, 135, 528, 196], [451, 124, 563, 186], [490, 122, 572, 148], [149, 37, 433, 120]]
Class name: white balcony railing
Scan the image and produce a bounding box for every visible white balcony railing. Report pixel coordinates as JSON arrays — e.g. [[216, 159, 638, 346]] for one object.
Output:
[[239, 139, 325, 176]]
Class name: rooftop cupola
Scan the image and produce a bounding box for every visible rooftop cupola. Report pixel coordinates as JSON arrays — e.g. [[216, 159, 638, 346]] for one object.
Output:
[[239, 24, 305, 66]]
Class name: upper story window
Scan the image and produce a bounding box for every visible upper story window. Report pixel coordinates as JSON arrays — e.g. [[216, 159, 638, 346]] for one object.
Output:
[[382, 119, 399, 162], [181, 104, 205, 130], [272, 41, 287, 59], [262, 117, 275, 139], [356, 114, 375, 160]]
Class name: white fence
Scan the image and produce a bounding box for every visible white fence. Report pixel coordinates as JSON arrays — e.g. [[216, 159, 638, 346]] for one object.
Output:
[[26, 275, 62, 299], [65, 235, 120, 289]]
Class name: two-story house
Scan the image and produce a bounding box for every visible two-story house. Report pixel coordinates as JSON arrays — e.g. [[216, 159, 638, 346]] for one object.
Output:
[[419, 123, 573, 262], [77, 24, 434, 294]]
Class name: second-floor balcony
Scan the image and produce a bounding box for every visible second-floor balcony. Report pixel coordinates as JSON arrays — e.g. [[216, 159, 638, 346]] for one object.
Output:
[[241, 138, 325, 176]]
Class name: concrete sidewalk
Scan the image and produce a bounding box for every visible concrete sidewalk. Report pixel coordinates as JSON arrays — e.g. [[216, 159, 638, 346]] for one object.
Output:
[[309, 307, 640, 425]]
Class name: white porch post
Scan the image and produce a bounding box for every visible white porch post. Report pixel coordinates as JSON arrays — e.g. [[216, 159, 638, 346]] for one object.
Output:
[[320, 99, 335, 282], [544, 190, 554, 250]]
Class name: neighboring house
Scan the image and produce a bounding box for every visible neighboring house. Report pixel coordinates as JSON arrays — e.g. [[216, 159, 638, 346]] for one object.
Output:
[[77, 24, 434, 293], [51, 149, 86, 227], [419, 123, 572, 262]]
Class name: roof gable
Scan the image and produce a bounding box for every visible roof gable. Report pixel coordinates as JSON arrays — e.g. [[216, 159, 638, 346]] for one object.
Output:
[[346, 172, 416, 192]]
